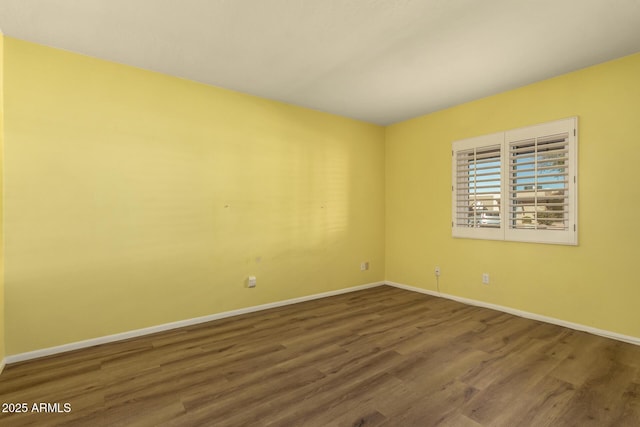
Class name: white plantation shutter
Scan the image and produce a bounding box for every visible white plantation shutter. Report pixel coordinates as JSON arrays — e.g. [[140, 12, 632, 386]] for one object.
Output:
[[505, 118, 577, 244], [454, 146, 502, 228], [452, 132, 504, 240], [452, 117, 577, 245], [508, 134, 570, 230]]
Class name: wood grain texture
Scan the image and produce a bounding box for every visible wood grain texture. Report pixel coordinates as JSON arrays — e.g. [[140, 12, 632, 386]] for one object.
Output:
[[1, 285, 639, 426]]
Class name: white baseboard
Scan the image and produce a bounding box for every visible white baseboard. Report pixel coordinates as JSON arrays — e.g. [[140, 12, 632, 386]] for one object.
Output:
[[6, 281, 385, 364], [0, 358, 5, 374], [8, 279, 637, 365], [385, 280, 640, 346]]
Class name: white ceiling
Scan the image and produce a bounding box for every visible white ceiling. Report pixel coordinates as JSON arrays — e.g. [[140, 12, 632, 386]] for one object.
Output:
[[0, 0, 639, 125]]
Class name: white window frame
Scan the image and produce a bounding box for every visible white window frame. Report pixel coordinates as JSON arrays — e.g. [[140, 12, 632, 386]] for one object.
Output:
[[452, 117, 578, 245]]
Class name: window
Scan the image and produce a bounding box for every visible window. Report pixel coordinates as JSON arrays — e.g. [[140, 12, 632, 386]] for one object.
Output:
[[452, 117, 578, 245]]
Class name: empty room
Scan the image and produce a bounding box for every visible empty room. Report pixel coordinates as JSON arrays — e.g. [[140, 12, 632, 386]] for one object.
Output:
[[0, 0, 639, 425]]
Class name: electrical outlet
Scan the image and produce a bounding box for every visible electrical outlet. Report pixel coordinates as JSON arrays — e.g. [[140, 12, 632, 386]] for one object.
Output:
[[482, 273, 490, 285], [360, 262, 370, 271], [248, 276, 256, 288], [435, 266, 441, 277]]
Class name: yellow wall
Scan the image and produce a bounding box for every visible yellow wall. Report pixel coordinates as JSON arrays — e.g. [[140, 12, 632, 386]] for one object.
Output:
[[386, 53, 640, 338], [4, 35, 639, 356], [0, 33, 5, 365], [3, 38, 385, 355]]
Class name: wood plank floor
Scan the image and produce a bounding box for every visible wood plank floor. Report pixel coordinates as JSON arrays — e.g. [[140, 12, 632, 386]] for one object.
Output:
[[1, 285, 639, 426]]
